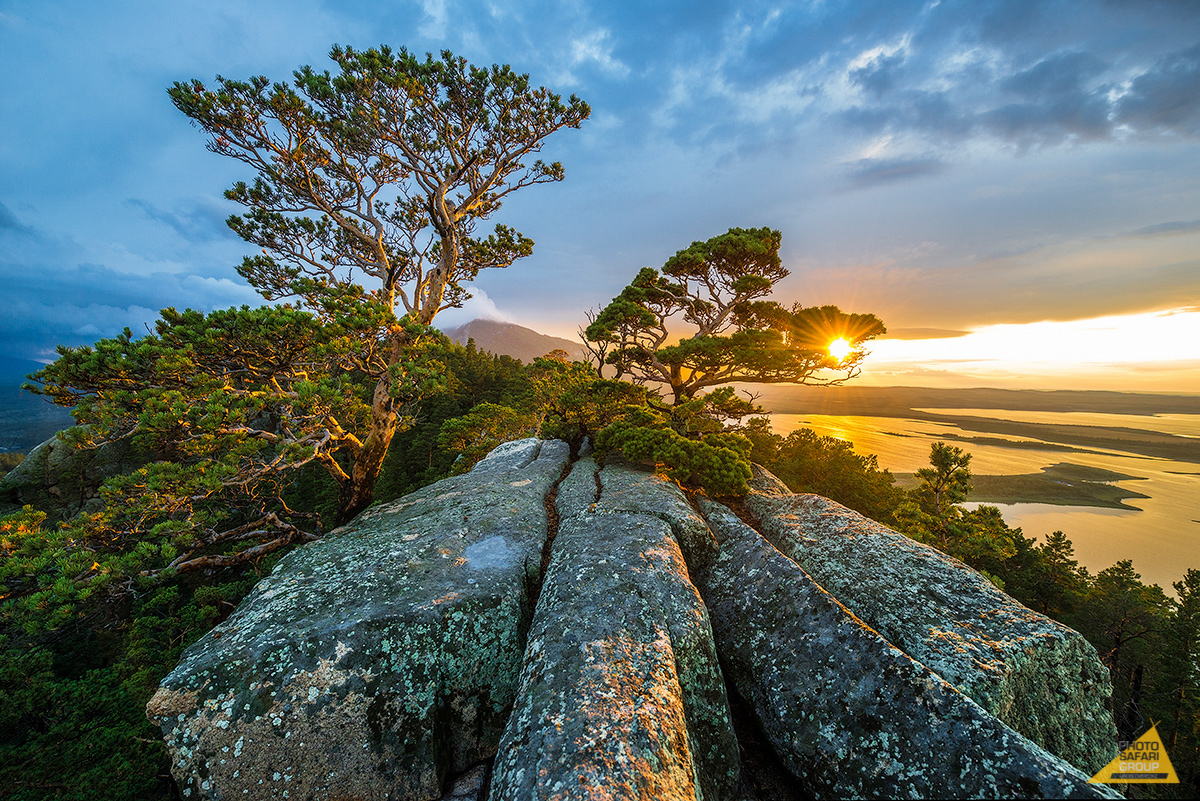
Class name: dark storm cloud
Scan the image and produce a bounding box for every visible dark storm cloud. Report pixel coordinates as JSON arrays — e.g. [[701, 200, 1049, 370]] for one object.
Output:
[[0, 218, 258, 359], [840, 39, 1200, 147], [624, 0, 1200, 157], [826, 4, 1200, 149], [0, 261, 260, 359], [981, 52, 1114, 143]]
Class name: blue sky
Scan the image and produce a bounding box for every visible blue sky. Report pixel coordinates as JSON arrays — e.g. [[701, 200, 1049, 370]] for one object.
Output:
[[2, 0, 1199, 389]]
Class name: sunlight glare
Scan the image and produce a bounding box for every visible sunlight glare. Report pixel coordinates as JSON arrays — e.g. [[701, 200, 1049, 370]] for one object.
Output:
[[828, 337, 853, 361], [860, 306, 1200, 390]]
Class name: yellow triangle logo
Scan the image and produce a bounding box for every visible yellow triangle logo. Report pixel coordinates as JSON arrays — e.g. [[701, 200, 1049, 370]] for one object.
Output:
[[1089, 723, 1179, 783]]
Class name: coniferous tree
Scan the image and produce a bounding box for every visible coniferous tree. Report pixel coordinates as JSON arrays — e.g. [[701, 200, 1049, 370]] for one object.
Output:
[[30, 45, 589, 575], [584, 227, 886, 403]]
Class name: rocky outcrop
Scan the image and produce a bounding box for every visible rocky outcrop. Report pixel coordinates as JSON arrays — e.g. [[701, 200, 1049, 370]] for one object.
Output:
[[146, 439, 570, 801], [147, 441, 1122, 800], [695, 499, 1119, 800], [0, 429, 145, 518], [744, 464, 1117, 774], [491, 457, 738, 799]]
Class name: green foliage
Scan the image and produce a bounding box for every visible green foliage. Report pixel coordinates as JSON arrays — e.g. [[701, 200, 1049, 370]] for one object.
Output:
[[1146, 570, 1200, 796], [169, 45, 588, 326], [0, 501, 267, 799], [888, 441, 1199, 794], [895, 444, 1028, 588], [25, 306, 452, 574], [438, 402, 538, 473], [1077, 561, 1172, 737], [1, 44, 589, 795], [750, 425, 904, 524], [0, 451, 24, 476], [596, 405, 753, 496], [97, 44, 589, 529], [913, 441, 973, 519], [584, 226, 886, 402], [577, 226, 884, 489], [1015, 530, 1091, 618], [537, 377, 650, 451]]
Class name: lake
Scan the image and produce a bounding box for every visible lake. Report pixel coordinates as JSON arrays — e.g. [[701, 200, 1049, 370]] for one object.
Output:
[[768, 410, 1200, 593]]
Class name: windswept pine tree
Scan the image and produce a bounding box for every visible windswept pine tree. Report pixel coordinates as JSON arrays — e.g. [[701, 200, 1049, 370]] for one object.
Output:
[[29, 45, 589, 580]]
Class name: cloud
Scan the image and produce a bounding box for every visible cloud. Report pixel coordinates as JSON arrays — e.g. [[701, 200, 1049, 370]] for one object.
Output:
[[564, 29, 629, 82], [1124, 219, 1200, 237], [431, 287, 513, 331], [831, 11, 1200, 150], [125, 198, 235, 243], [842, 49, 1119, 147], [882, 328, 971, 340], [981, 51, 1114, 144], [849, 50, 907, 98], [0, 201, 29, 232], [0, 255, 261, 361], [844, 156, 946, 188], [418, 0, 450, 40], [1115, 43, 1200, 135]]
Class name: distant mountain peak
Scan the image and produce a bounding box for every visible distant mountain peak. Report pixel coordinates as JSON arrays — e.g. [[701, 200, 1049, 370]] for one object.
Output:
[[440, 319, 587, 364]]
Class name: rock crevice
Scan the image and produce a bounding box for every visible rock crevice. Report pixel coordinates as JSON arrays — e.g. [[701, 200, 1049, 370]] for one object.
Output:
[[693, 498, 1119, 800]]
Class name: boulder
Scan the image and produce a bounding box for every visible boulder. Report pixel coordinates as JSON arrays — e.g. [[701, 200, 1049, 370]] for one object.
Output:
[[0, 429, 145, 519], [491, 458, 739, 800], [694, 499, 1120, 800], [146, 438, 570, 801], [743, 465, 1117, 774]]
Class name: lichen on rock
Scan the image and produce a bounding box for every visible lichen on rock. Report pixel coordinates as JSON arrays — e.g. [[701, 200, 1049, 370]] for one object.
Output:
[[144, 442, 1124, 800], [694, 498, 1120, 800], [146, 438, 569, 801], [491, 480, 739, 800], [0, 429, 146, 519], [743, 464, 1118, 774]]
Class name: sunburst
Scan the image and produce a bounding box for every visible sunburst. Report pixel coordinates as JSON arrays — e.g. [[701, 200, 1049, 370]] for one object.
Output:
[[828, 337, 853, 361]]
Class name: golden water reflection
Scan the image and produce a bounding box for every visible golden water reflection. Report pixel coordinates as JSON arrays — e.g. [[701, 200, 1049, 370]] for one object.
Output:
[[768, 412, 1200, 592]]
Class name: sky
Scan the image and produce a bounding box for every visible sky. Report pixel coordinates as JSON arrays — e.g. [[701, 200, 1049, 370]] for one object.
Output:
[[2, 0, 1199, 391]]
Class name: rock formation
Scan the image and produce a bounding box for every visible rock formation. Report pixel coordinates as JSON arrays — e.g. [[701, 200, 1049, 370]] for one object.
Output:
[[697, 499, 1110, 799], [0, 430, 145, 519], [146, 440, 571, 800], [147, 440, 1122, 800], [491, 458, 738, 800], [744, 465, 1117, 773]]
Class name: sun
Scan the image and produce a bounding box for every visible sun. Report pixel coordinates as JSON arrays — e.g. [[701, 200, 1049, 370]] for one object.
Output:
[[828, 337, 853, 361]]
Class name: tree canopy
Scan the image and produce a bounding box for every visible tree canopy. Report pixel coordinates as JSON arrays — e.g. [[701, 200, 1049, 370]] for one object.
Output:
[[169, 45, 589, 325], [31, 46, 588, 544], [584, 227, 886, 403]]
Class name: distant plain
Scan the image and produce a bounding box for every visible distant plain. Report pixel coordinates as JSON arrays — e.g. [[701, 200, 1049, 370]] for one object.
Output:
[[756, 385, 1200, 593]]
